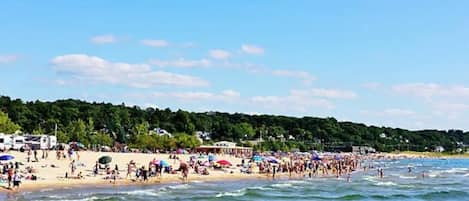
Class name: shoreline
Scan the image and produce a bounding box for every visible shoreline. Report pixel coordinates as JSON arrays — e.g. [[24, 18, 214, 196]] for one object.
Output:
[[1, 150, 467, 194]]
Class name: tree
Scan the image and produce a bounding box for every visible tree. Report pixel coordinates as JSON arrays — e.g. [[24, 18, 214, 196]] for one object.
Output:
[[67, 119, 88, 145], [232, 122, 255, 140], [174, 133, 201, 149], [90, 132, 114, 147], [0, 111, 21, 133]]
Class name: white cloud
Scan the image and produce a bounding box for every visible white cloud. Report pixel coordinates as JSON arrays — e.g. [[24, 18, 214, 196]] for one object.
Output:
[[392, 83, 469, 99], [362, 82, 383, 90], [383, 108, 416, 116], [0, 55, 19, 64], [241, 44, 264, 55], [149, 58, 212, 68], [150, 90, 240, 102], [250, 91, 336, 112], [271, 70, 315, 85], [51, 54, 209, 88], [209, 49, 231, 60], [141, 39, 169, 47], [90, 35, 117, 44], [291, 88, 358, 99]]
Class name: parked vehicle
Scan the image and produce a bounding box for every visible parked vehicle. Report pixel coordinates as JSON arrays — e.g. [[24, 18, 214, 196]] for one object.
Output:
[[25, 135, 57, 150], [0, 134, 13, 151], [12, 135, 26, 150]]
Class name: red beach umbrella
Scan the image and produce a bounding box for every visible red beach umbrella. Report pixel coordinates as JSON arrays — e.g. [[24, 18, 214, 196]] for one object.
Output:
[[216, 160, 232, 166]]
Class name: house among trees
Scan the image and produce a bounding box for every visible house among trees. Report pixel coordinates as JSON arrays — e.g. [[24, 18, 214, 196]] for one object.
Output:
[[434, 146, 445, 152]]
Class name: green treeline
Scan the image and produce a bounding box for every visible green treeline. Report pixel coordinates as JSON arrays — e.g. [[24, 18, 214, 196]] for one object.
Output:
[[0, 96, 467, 152]]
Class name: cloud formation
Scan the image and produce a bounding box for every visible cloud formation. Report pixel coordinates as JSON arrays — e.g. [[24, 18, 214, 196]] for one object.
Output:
[[90, 35, 117, 44], [141, 39, 169, 47], [51, 54, 209, 88], [146, 90, 241, 102], [271, 70, 315, 85], [291, 88, 357, 99], [0, 55, 19, 64], [209, 49, 231, 60], [392, 83, 469, 99], [149, 58, 212, 68], [241, 44, 264, 55]]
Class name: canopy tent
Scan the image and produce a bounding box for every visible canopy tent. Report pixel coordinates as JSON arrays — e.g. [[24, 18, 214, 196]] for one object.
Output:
[[98, 156, 112, 164]]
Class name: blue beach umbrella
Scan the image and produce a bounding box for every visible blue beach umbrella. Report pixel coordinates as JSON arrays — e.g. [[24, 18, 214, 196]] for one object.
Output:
[[265, 156, 279, 164], [0, 155, 14, 161], [208, 155, 215, 162], [160, 160, 170, 167], [253, 155, 262, 162], [312, 156, 322, 161]]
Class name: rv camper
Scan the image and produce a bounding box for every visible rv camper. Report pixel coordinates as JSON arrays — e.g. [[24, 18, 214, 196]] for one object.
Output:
[[12, 135, 26, 150], [25, 135, 57, 150], [0, 134, 13, 151]]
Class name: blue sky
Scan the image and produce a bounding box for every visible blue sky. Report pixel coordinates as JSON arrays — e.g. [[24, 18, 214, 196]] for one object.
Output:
[[1, 1, 469, 130]]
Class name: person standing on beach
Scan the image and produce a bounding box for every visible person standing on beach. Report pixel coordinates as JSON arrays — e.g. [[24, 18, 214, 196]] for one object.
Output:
[[179, 161, 189, 183], [27, 149, 32, 162], [7, 167, 13, 189], [70, 160, 76, 176], [33, 149, 38, 162], [12, 171, 21, 191]]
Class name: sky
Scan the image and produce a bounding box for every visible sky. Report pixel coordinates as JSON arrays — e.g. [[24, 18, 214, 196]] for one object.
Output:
[[1, 1, 469, 131]]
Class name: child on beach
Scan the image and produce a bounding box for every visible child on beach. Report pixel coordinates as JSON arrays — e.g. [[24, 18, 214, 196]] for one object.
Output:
[[12, 171, 21, 191]]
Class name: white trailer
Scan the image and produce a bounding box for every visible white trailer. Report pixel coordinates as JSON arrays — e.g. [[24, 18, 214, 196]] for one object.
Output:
[[48, 135, 57, 149], [12, 135, 26, 150], [0, 134, 13, 151], [25, 135, 57, 150]]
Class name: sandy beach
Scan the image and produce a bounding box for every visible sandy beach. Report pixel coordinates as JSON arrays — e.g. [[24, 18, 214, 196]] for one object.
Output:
[[0, 150, 278, 192]]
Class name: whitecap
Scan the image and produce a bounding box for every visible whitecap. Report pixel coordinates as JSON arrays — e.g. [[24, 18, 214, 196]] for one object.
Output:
[[444, 168, 468, 174], [375, 181, 397, 186], [248, 186, 273, 191], [215, 189, 246, 197], [271, 183, 293, 188], [124, 189, 164, 197], [167, 184, 190, 190], [399, 175, 417, 179], [286, 180, 309, 184]]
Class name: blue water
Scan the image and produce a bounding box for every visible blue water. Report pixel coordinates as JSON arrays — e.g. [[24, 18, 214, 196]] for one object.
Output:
[[2, 158, 468, 201]]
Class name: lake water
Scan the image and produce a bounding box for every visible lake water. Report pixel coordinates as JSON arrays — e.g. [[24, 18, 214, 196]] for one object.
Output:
[[2, 158, 468, 201]]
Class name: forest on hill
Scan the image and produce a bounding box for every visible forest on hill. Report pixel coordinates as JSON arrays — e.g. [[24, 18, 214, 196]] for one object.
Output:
[[0, 95, 467, 152]]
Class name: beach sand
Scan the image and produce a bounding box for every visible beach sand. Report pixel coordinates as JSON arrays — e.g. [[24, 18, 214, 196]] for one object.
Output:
[[0, 150, 260, 192]]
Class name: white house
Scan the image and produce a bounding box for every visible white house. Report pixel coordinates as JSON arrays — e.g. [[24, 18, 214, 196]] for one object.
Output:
[[196, 131, 211, 142], [434, 146, 445, 152], [151, 128, 172, 137]]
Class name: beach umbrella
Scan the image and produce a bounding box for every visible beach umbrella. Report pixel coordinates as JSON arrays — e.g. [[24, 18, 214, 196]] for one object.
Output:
[[253, 155, 263, 162], [265, 156, 279, 164], [312, 156, 321, 161], [98, 156, 112, 164], [216, 160, 232, 166], [0, 155, 14, 161], [208, 155, 215, 162], [160, 160, 170, 167]]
